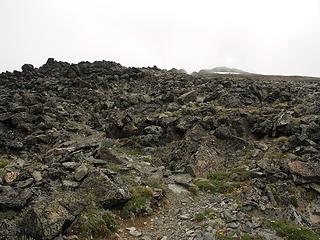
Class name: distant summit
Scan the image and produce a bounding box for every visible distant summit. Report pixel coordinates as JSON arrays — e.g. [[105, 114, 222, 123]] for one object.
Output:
[[198, 66, 249, 75]]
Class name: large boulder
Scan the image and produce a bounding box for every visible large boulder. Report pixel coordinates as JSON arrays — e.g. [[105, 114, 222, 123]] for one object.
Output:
[[0, 186, 33, 210], [19, 191, 85, 240], [80, 170, 130, 208]]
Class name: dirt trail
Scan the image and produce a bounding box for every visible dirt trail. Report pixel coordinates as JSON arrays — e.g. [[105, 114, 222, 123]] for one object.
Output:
[[117, 182, 213, 240]]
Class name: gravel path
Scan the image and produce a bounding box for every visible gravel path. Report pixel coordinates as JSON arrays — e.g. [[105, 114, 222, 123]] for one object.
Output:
[[117, 185, 213, 240]]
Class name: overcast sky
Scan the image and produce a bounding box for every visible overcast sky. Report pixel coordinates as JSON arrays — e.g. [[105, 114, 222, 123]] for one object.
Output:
[[1, 0, 320, 76]]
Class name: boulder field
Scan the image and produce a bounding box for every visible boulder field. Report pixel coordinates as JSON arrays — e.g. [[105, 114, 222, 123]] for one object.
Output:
[[0, 59, 320, 239]]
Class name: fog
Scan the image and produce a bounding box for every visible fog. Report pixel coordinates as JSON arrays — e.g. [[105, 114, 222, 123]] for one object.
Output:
[[1, 0, 320, 76]]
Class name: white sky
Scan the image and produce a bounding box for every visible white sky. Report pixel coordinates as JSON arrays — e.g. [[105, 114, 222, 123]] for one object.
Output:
[[1, 0, 320, 76]]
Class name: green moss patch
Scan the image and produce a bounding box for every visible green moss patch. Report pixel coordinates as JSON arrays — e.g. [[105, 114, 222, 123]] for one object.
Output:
[[0, 159, 9, 168]]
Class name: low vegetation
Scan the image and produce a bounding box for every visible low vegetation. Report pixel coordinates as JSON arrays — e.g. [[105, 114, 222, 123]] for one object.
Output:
[[77, 205, 117, 239], [217, 234, 266, 240], [269, 220, 320, 240], [0, 159, 9, 168], [194, 169, 249, 194], [194, 209, 215, 222], [120, 186, 154, 219]]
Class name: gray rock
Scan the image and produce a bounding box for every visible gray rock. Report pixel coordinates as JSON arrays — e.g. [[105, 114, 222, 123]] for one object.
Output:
[[31, 171, 43, 182], [178, 90, 197, 103], [126, 227, 143, 237], [203, 232, 215, 240], [62, 162, 79, 170], [19, 192, 84, 240], [95, 145, 123, 164], [21, 64, 34, 72], [62, 180, 79, 188], [0, 186, 33, 210], [15, 178, 34, 188], [144, 125, 163, 135], [289, 161, 320, 183], [227, 222, 240, 229], [172, 174, 193, 187], [80, 170, 130, 207], [74, 164, 88, 181], [179, 214, 190, 220]]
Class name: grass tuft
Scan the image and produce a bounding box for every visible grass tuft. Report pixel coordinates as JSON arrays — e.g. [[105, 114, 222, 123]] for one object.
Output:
[[120, 186, 154, 218], [77, 206, 117, 238]]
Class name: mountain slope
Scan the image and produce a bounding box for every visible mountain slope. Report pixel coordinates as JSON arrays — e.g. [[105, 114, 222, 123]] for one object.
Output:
[[198, 66, 250, 74], [0, 59, 320, 240]]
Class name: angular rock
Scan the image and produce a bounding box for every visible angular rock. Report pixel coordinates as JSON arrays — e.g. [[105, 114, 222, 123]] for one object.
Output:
[[95, 144, 123, 164], [19, 192, 84, 240], [0, 186, 33, 210], [74, 164, 88, 181], [126, 227, 143, 237], [178, 90, 197, 103], [288, 161, 320, 183], [21, 64, 34, 72], [31, 171, 43, 182], [144, 125, 163, 135], [62, 180, 79, 188], [80, 170, 130, 207], [172, 174, 193, 187]]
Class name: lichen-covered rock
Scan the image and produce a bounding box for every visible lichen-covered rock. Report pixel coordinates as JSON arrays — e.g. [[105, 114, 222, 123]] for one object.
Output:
[[0, 186, 33, 210], [288, 161, 320, 183], [0, 220, 17, 240], [19, 192, 85, 240], [80, 170, 130, 208]]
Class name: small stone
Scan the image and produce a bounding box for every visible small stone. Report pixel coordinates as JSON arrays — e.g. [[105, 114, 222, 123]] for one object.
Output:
[[62, 162, 79, 170], [172, 174, 193, 187], [256, 142, 268, 151], [74, 164, 88, 181], [206, 226, 213, 233], [251, 149, 261, 157], [179, 214, 190, 220], [227, 222, 240, 229], [126, 227, 142, 237], [32, 171, 43, 182], [186, 230, 194, 235], [64, 235, 79, 240], [62, 180, 79, 188]]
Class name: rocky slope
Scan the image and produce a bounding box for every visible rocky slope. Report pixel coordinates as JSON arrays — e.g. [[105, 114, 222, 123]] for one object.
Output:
[[0, 59, 320, 240]]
